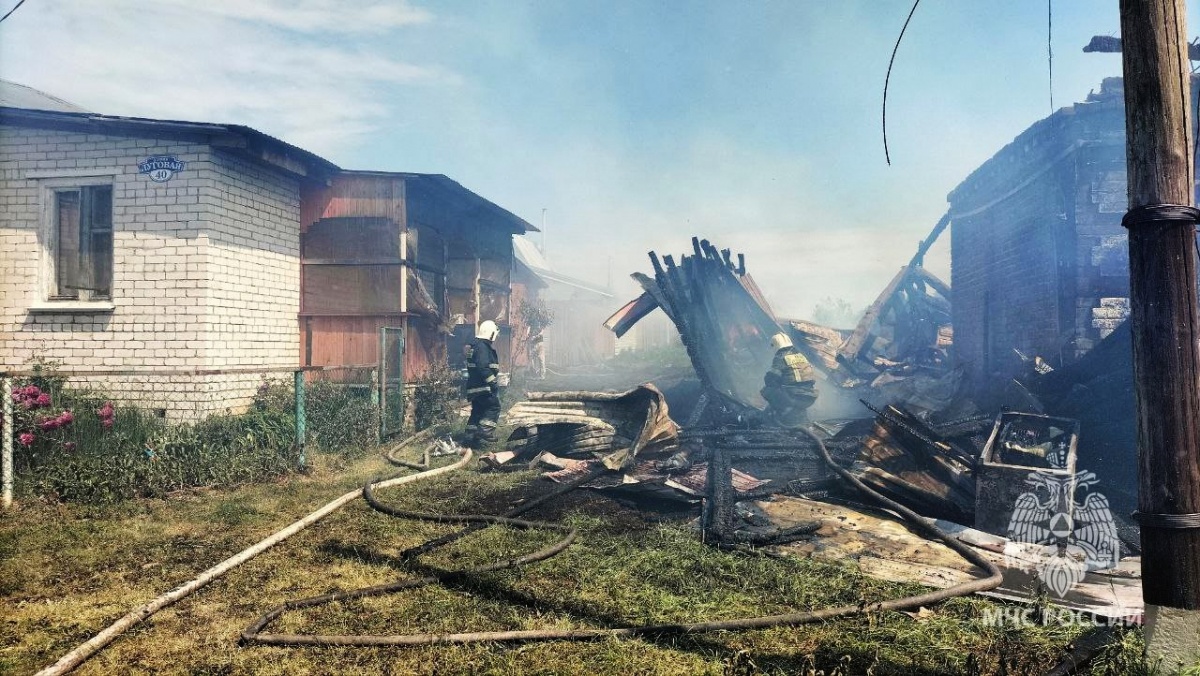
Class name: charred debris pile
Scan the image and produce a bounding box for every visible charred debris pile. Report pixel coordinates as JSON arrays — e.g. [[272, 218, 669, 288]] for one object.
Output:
[[488, 234, 1139, 566]]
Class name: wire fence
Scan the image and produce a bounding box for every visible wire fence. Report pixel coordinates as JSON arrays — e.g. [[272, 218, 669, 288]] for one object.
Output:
[[1, 364, 382, 505]]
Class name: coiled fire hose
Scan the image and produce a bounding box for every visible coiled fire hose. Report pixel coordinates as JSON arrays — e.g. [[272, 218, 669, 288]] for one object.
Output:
[[34, 426, 471, 676], [239, 426, 1004, 648]]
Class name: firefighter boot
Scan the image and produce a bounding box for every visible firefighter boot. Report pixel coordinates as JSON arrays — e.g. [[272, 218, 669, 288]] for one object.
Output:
[[478, 423, 499, 444]]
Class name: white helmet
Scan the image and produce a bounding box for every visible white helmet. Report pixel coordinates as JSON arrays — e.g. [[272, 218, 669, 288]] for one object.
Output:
[[770, 332, 793, 351], [476, 320, 500, 342]]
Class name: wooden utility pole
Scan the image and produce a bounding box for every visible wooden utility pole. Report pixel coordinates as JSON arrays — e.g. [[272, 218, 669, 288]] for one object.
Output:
[[1119, 0, 1200, 616]]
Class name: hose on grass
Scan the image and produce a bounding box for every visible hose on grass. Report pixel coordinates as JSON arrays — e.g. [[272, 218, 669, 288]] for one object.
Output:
[[34, 426, 471, 676], [239, 426, 1004, 648], [240, 458, 612, 645]]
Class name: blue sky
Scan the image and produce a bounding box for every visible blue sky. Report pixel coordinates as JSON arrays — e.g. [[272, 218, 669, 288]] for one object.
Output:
[[0, 1, 1181, 318]]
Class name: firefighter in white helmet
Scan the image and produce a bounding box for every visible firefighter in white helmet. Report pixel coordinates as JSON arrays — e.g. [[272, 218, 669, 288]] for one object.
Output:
[[760, 331, 817, 427], [464, 320, 502, 445]]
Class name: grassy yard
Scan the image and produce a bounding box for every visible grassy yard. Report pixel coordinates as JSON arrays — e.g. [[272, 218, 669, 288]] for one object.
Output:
[[0, 447, 1156, 675]]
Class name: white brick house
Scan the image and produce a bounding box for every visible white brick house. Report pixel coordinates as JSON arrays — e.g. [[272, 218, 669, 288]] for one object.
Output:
[[0, 105, 337, 415]]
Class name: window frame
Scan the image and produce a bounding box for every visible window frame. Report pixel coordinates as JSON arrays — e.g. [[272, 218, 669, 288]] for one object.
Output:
[[32, 174, 117, 313]]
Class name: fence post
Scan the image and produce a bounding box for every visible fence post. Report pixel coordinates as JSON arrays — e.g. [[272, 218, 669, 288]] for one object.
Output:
[[378, 327, 387, 443], [398, 327, 406, 433], [294, 370, 306, 470], [3, 376, 13, 509]]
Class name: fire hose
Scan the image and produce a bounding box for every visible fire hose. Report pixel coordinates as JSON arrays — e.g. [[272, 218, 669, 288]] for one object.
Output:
[[238, 426, 1004, 649], [34, 426, 471, 676], [36, 425, 1006, 671]]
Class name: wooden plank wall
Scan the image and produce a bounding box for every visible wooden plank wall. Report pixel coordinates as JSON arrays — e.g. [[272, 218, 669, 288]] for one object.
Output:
[[300, 174, 406, 233], [303, 315, 405, 366], [404, 317, 446, 379]]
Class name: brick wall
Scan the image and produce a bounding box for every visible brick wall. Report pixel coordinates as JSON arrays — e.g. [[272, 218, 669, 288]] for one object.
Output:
[[950, 182, 1067, 385], [203, 152, 301, 370], [948, 79, 1130, 389], [0, 124, 304, 416]]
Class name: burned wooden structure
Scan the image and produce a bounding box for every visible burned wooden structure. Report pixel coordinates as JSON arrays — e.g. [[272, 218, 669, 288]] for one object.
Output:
[[779, 216, 956, 407], [853, 402, 980, 523], [299, 171, 534, 376], [504, 385, 679, 469], [606, 238, 781, 412], [975, 411, 1079, 536]]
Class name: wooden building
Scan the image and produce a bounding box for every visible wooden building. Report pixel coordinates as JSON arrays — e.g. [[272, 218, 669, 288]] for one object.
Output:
[[511, 236, 615, 369], [299, 171, 535, 377]]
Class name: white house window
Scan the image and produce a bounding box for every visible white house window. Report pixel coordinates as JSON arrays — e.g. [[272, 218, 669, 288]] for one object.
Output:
[[49, 184, 113, 301]]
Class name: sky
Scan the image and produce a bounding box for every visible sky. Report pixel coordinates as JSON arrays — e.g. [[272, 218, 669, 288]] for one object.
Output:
[[0, 1, 1181, 320]]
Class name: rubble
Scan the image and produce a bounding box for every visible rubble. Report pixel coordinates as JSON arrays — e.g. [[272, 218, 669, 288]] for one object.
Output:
[[538, 453, 769, 502], [976, 412, 1081, 535], [751, 494, 1142, 619], [605, 237, 784, 412], [589, 232, 1140, 615], [852, 402, 977, 523], [502, 385, 679, 470]]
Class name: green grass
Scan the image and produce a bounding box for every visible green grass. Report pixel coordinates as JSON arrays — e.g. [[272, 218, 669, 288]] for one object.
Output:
[[0, 448, 1161, 675]]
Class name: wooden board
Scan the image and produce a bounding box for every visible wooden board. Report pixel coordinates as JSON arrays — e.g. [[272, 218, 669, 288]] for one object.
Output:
[[752, 495, 1143, 619]]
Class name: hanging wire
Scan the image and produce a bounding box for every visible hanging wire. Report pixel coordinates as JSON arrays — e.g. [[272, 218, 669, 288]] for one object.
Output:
[[882, 0, 922, 166], [1047, 0, 1055, 112], [0, 0, 27, 24]]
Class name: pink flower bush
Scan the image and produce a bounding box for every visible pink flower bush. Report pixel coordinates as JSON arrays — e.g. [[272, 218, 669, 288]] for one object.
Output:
[[94, 401, 116, 431], [12, 385, 53, 410], [63, 442, 76, 452], [8, 382, 79, 451]]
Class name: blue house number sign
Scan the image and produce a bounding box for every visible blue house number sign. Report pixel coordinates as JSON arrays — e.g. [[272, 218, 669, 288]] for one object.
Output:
[[138, 156, 186, 183]]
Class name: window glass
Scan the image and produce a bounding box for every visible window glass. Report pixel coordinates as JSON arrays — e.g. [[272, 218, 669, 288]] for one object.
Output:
[[85, 186, 113, 297], [52, 185, 112, 300], [54, 190, 81, 298]]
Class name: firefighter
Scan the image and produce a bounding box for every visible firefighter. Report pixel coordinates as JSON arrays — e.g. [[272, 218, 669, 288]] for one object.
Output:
[[760, 332, 818, 427], [464, 320, 502, 445], [529, 331, 546, 380]]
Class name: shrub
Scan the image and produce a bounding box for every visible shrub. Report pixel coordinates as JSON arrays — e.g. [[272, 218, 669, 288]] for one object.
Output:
[[306, 380, 377, 457], [254, 376, 379, 457], [14, 393, 300, 503], [7, 367, 379, 504], [411, 363, 462, 431]]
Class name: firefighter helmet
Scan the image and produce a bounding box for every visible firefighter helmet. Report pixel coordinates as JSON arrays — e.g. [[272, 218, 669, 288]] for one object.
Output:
[[770, 332, 793, 351], [476, 320, 500, 342]]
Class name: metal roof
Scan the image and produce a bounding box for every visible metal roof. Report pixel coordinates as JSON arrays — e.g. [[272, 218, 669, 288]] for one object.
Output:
[[0, 105, 340, 181], [0, 80, 88, 113], [340, 169, 537, 235], [512, 235, 612, 297]]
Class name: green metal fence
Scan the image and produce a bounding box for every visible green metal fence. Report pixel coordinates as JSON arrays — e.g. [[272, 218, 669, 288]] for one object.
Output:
[[379, 326, 406, 440]]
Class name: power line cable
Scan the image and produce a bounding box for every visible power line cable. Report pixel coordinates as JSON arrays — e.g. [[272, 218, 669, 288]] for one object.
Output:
[[882, 0, 922, 166], [0, 0, 27, 24], [1048, 0, 1054, 112]]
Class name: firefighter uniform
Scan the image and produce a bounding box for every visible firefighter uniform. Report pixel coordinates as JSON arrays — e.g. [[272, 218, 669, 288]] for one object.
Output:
[[761, 333, 818, 428], [465, 321, 502, 444]]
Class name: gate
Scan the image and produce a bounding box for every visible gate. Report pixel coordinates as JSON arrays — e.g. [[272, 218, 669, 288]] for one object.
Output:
[[379, 326, 406, 439]]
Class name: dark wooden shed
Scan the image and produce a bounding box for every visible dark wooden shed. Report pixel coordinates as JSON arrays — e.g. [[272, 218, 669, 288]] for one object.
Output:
[[298, 171, 534, 377]]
